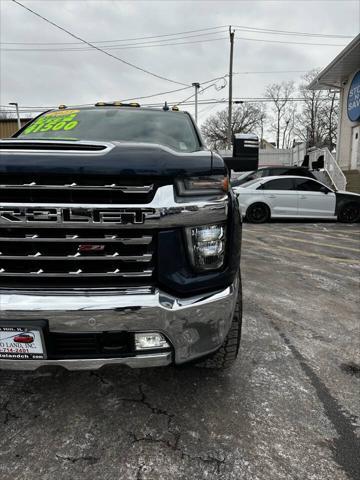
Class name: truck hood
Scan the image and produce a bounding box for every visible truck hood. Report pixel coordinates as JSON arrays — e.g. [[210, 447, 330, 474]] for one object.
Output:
[[0, 139, 224, 178]]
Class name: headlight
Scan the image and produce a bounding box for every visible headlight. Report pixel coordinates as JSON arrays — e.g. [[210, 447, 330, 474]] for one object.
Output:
[[176, 176, 229, 196], [185, 224, 226, 271]]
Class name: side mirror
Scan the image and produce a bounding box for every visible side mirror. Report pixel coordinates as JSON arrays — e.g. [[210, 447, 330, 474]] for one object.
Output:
[[320, 186, 329, 194], [223, 133, 259, 172]]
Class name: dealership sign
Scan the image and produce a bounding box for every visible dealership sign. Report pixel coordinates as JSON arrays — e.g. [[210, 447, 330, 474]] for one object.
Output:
[[347, 70, 360, 122]]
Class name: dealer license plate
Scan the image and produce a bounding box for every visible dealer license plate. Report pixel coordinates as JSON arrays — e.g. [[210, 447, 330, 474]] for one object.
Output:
[[0, 326, 46, 360]]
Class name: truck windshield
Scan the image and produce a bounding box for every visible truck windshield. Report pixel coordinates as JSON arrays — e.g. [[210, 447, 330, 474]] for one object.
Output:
[[18, 107, 201, 153]]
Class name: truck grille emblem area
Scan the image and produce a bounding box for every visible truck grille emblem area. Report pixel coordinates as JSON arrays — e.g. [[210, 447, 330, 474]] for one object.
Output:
[[77, 244, 105, 253], [0, 227, 155, 287], [0, 176, 157, 287]]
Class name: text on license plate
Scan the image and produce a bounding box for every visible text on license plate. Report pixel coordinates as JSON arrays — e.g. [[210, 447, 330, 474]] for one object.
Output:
[[0, 327, 45, 360]]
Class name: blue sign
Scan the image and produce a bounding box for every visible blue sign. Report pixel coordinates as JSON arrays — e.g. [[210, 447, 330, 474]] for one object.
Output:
[[347, 70, 360, 122]]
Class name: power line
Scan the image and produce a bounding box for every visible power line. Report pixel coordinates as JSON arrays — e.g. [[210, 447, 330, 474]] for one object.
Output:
[[177, 80, 226, 105], [1, 25, 227, 45], [233, 36, 345, 47], [137, 97, 321, 106], [0, 74, 230, 112], [233, 25, 353, 39], [2, 35, 228, 52], [11, 0, 189, 87], [3, 32, 345, 52], [2, 24, 352, 46], [1, 97, 319, 114], [0, 96, 324, 112], [1, 30, 229, 50], [233, 70, 315, 75]]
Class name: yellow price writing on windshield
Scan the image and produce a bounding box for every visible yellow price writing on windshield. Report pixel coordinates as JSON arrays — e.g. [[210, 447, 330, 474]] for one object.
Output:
[[23, 110, 80, 135]]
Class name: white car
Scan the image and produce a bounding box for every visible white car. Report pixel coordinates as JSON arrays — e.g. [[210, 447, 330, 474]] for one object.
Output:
[[233, 175, 360, 223]]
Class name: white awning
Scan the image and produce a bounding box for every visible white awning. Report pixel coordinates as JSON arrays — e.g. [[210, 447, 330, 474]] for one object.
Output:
[[308, 34, 360, 90]]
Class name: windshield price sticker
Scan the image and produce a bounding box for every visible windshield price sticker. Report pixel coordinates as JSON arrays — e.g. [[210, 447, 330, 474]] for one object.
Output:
[[23, 110, 80, 135]]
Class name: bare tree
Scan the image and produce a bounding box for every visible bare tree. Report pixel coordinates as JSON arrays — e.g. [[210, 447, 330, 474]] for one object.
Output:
[[322, 90, 338, 151], [294, 70, 339, 150], [201, 103, 266, 150], [265, 81, 295, 148], [281, 104, 297, 149]]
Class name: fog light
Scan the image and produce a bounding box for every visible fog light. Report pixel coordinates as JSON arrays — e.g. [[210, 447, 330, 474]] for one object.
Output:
[[186, 224, 226, 271], [135, 332, 169, 350]]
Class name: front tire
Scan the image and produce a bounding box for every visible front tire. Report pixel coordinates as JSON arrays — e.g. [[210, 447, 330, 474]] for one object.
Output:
[[338, 203, 360, 223], [196, 278, 242, 369], [246, 202, 270, 223]]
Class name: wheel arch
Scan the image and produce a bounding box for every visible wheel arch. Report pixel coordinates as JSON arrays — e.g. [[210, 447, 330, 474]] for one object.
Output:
[[245, 200, 272, 218], [337, 200, 360, 223]]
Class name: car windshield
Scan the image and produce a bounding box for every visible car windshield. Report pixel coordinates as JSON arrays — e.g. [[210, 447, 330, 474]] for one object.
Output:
[[238, 179, 260, 188], [231, 172, 255, 186], [17, 107, 201, 153]]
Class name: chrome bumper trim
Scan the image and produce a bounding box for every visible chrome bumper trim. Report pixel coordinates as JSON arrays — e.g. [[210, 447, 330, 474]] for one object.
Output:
[[0, 277, 239, 368], [0, 352, 172, 371]]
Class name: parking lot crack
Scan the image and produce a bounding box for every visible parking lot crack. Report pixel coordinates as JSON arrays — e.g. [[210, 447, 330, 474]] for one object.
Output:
[[89, 371, 112, 385], [121, 385, 175, 428], [129, 431, 225, 474], [129, 431, 177, 450], [270, 321, 360, 480]]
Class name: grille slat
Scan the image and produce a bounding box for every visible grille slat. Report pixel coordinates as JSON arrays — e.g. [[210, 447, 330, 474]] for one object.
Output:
[[0, 254, 152, 262], [0, 184, 154, 193], [0, 228, 156, 287], [0, 235, 152, 244], [0, 175, 160, 204], [0, 270, 154, 278]]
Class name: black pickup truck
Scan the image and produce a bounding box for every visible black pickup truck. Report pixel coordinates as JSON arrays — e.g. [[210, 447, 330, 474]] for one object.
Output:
[[0, 104, 257, 371]]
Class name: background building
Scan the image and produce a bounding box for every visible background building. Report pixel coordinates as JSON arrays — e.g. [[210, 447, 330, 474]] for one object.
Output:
[[309, 34, 360, 173], [0, 118, 32, 138]]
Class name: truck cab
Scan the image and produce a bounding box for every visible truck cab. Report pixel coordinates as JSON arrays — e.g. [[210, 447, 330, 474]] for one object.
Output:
[[0, 103, 242, 370]]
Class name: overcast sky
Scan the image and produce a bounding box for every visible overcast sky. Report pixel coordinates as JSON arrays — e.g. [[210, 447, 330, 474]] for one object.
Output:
[[1, 0, 359, 125]]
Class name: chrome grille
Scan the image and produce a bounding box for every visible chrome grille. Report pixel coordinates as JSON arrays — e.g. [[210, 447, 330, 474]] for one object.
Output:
[[0, 171, 161, 288], [0, 228, 156, 288], [0, 175, 157, 204]]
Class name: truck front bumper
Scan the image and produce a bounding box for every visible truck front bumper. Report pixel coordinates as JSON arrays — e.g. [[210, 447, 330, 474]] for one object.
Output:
[[0, 277, 239, 371]]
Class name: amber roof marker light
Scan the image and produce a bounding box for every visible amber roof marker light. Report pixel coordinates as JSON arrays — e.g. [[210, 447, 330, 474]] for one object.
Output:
[[95, 101, 141, 107]]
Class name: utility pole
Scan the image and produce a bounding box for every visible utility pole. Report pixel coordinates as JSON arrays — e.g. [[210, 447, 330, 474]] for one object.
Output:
[[192, 82, 200, 123], [9, 102, 21, 130], [227, 27, 235, 150]]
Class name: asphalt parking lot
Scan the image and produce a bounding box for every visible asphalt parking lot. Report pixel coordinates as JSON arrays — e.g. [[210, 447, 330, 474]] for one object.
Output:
[[1, 222, 359, 480]]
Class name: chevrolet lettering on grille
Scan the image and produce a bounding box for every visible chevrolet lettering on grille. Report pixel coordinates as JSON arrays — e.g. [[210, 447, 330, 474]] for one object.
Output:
[[0, 207, 154, 225]]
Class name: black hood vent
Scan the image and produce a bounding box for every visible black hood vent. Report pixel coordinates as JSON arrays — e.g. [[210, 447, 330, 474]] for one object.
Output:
[[0, 141, 107, 151]]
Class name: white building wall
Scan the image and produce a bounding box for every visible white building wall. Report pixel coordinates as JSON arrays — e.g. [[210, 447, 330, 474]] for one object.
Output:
[[336, 69, 360, 171], [258, 149, 292, 166], [219, 143, 307, 168]]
